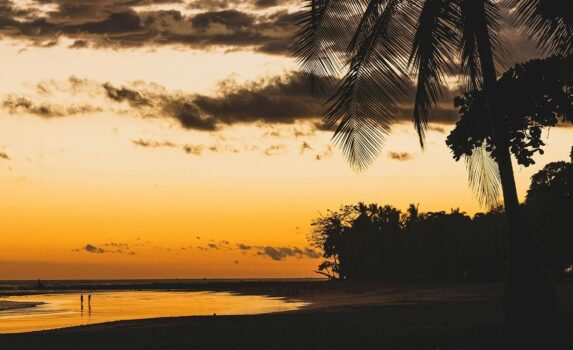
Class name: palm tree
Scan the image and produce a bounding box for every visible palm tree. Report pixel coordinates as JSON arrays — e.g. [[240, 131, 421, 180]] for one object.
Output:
[[293, 0, 572, 332]]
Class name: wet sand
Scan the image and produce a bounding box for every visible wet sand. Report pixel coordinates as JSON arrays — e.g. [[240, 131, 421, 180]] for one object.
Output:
[[0, 300, 44, 312], [0, 291, 308, 333], [1, 282, 572, 349]]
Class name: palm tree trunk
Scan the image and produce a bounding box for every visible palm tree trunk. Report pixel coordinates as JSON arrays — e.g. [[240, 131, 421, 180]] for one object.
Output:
[[472, 3, 555, 334]]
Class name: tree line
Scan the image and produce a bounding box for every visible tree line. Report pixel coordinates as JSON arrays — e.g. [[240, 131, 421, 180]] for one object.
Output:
[[309, 148, 573, 282]]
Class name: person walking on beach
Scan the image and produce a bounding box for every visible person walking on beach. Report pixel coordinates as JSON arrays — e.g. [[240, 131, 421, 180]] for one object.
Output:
[[80, 294, 84, 311], [88, 294, 91, 309]]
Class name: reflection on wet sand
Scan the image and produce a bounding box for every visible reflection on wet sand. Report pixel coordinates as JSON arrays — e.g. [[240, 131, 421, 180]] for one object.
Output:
[[0, 291, 308, 334]]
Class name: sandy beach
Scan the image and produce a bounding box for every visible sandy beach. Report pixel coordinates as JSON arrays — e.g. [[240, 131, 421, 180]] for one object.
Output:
[[1, 281, 572, 349], [0, 300, 44, 312]]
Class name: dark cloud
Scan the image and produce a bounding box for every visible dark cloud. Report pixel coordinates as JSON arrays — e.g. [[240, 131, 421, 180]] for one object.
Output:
[[132, 139, 176, 148], [74, 242, 135, 254], [68, 39, 89, 49], [1, 71, 466, 136], [0, 0, 542, 67], [101, 242, 130, 250], [95, 74, 326, 131], [0, 151, 10, 160], [388, 152, 415, 162], [191, 9, 253, 30], [2, 95, 102, 118], [258, 246, 321, 261], [103, 83, 151, 108], [303, 247, 321, 259], [163, 100, 217, 131], [195, 241, 322, 261], [83, 244, 105, 254], [182, 144, 204, 156], [0, 0, 302, 55], [196, 240, 236, 251], [252, 245, 320, 261], [187, 0, 296, 10]]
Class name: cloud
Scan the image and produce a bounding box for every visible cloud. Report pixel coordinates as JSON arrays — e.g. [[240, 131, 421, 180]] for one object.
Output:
[[132, 139, 176, 148], [109, 73, 460, 129], [2, 95, 102, 118], [73, 242, 135, 254], [261, 246, 299, 261], [303, 247, 322, 259], [182, 144, 204, 156], [0, 1, 304, 55], [194, 241, 322, 261], [428, 124, 448, 134], [299, 141, 313, 154], [2, 73, 323, 131], [101, 242, 130, 250], [94, 73, 328, 131], [83, 244, 105, 254], [0, 151, 10, 160], [388, 152, 415, 162], [187, 0, 297, 11], [264, 144, 287, 156], [315, 145, 333, 161], [1, 71, 467, 137], [254, 245, 321, 261]]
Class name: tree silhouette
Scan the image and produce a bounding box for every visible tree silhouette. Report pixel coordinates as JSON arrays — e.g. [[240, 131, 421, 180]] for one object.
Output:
[[293, 0, 571, 331], [447, 56, 573, 167], [309, 203, 511, 282], [310, 189, 572, 282], [525, 147, 573, 280]]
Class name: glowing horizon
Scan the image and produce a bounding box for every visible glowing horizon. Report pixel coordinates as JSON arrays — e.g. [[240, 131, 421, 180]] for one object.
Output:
[[1, 0, 572, 280]]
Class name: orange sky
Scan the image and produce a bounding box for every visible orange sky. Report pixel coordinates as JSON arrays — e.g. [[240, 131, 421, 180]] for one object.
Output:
[[0, 0, 572, 279]]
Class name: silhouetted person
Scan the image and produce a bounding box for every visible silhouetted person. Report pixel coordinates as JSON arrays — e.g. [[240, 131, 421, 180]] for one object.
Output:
[[80, 294, 84, 311], [88, 294, 91, 310]]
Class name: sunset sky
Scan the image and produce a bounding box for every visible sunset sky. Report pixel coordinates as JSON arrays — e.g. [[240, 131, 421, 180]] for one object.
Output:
[[1, 0, 571, 279]]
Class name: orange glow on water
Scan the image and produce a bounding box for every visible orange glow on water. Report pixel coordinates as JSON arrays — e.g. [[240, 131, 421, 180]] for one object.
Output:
[[0, 291, 308, 333]]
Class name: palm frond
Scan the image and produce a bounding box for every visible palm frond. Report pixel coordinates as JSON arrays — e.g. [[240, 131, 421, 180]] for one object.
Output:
[[465, 144, 502, 209], [348, 0, 389, 53], [292, 0, 366, 95], [326, 0, 416, 171], [507, 0, 573, 57], [458, 1, 482, 90], [409, 0, 459, 147], [458, 0, 506, 90]]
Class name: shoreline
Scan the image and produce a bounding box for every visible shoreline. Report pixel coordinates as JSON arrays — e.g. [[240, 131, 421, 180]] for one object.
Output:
[[0, 300, 45, 312], [0, 282, 571, 349], [0, 280, 509, 310], [3, 280, 569, 312]]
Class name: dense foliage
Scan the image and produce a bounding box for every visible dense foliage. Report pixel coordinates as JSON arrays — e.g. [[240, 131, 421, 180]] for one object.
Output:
[[310, 149, 573, 282], [447, 56, 573, 167], [525, 148, 573, 279]]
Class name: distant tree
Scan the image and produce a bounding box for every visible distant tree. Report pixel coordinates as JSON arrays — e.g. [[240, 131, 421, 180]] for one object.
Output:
[[309, 203, 510, 282]]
